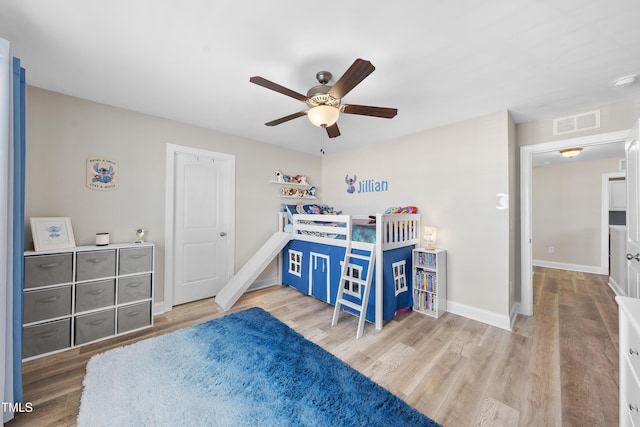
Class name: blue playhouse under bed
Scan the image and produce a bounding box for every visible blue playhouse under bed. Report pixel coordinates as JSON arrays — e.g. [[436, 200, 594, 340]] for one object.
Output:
[[279, 204, 421, 329]]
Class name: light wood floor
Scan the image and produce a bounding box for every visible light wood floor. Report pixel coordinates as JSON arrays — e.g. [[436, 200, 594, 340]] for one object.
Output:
[[9, 267, 619, 426]]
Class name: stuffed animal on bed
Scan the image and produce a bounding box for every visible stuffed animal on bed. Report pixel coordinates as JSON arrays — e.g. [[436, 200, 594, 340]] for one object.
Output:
[[384, 206, 418, 214], [319, 205, 341, 215]]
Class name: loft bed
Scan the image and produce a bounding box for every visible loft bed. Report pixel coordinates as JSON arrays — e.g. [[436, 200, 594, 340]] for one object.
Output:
[[278, 204, 421, 330]]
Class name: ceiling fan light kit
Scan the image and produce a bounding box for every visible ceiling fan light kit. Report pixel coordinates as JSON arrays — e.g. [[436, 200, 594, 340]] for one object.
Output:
[[307, 105, 340, 128], [250, 58, 398, 138]]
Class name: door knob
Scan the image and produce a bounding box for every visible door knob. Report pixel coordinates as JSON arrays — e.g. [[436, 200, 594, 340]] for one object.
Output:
[[220, 232, 227, 237], [626, 253, 640, 261]]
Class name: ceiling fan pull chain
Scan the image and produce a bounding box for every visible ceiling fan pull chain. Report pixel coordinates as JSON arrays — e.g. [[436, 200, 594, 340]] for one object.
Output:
[[320, 129, 326, 155]]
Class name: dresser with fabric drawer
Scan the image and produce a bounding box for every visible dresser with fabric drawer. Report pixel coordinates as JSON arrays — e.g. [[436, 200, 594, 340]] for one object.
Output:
[[23, 243, 154, 359], [617, 296, 640, 427]]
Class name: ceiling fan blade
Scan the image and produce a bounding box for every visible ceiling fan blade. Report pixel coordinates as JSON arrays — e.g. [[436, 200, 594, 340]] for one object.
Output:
[[341, 104, 398, 119], [326, 123, 340, 138], [328, 59, 376, 99], [265, 111, 307, 126], [250, 76, 308, 102]]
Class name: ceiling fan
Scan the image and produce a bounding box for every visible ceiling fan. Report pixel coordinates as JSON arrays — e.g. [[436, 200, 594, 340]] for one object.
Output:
[[249, 58, 398, 138]]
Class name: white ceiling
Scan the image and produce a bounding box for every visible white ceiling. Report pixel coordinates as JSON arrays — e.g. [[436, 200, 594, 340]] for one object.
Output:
[[2, 0, 640, 155], [532, 140, 626, 167]]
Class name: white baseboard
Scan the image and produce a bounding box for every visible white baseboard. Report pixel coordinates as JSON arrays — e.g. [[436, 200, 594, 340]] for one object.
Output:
[[247, 276, 280, 292], [532, 259, 606, 275], [155, 276, 280, 316], [608, 277, 626, 297], [447, 300, 512, 331], [153, 302, 166, 316], [510, 302, 521, 329]]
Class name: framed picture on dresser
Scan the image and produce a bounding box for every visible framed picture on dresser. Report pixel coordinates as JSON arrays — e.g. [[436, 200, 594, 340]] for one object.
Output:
[[30, 217, 76, 252]]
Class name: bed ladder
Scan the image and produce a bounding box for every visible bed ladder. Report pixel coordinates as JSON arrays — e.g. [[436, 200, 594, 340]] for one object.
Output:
[[332, 242, 376, 339]]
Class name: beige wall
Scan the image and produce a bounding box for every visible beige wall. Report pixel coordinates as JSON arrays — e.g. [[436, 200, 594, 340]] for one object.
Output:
[[532, 157, 622, 269], [25, 87, 321, 304], [322, 111, 513, 321], [517, 97, 640, 147]]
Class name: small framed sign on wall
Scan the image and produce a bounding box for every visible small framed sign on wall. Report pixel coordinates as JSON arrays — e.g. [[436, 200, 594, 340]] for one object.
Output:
[[30, 217, 76, 251], [87, 157, 118, 191]]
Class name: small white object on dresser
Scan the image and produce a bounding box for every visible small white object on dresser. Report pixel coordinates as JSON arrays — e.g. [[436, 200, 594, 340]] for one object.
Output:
[[22, 242, 154, 360], [616, 296, 640, 427], [412, 248, 446, 318]]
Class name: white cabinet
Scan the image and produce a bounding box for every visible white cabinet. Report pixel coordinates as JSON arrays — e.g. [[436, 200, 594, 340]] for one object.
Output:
[[611, 179, 627, 211], [412, 249, 446, 318], [23, 243, 154, 360], [616, 296, 640, 427]]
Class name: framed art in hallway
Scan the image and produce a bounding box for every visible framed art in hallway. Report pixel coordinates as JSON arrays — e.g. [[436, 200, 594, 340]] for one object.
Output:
[[30, 217, 76, 252]]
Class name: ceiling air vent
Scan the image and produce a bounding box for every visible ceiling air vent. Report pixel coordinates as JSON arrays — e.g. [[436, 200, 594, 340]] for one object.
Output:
[[552, 110, 600, 136]]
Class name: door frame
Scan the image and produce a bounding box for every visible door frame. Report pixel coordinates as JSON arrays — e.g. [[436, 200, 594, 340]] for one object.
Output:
[[164, 143, 236, 312], [520, 129, 629, 316], [601, 171, 626, 275]]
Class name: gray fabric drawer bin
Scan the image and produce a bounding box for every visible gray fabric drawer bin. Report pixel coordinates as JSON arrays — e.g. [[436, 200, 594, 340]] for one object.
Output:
[[24, 253, 73, 289], [76, 250, 116, 281], [117, 274, 151, 304], [23, 286, 72, 324], [23, 318, 71, 359], [74, 309, 115, 346], [119, 247, 153, 275], [117, 301, 151, 333], [76, 280, 115, 313]]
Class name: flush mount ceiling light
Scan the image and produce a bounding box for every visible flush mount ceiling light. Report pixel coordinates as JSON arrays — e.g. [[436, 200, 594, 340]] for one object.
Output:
[[612, 75, 638, 88], [560, 147, 583, 158]]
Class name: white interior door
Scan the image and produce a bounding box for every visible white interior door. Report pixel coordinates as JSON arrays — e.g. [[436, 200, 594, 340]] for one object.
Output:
[[626, 122, 640, 298], [173, 152, 230, 305]]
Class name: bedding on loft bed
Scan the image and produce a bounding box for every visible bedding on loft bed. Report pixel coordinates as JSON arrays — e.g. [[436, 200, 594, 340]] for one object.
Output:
[[282, 203, 377, 242], [281, 203, 417, 243]]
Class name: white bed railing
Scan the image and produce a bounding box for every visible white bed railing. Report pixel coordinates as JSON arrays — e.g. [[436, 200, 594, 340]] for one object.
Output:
[[376, 214, 421, 250], [291, 214, 352, 240], [279, 212, 421, 249]]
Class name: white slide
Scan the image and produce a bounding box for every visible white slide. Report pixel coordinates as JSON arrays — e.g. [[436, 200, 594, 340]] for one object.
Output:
[[215, 232, 293, 310]]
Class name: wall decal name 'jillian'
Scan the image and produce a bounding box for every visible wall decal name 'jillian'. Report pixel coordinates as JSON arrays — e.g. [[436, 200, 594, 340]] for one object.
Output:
[[345, 174, 389, 194]]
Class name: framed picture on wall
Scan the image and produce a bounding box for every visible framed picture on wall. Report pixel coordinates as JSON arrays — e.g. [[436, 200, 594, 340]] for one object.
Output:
[[30, 217, 76, 252]]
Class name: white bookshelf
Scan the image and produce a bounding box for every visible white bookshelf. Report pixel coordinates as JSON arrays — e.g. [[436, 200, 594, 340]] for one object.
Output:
[[412, 248, 446, 318]]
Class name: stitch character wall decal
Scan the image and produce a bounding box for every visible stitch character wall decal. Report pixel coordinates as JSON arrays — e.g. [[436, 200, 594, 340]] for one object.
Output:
[[345, 174, 357, 194], [93, 163, 114, 184], [87, 157, 119, 191]]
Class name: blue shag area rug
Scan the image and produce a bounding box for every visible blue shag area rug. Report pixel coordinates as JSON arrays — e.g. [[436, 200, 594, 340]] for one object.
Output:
[[78, 307, 441, 427]]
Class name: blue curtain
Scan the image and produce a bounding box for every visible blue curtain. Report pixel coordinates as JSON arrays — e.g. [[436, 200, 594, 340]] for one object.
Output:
[[11, 56, 25, 405], [1, 40, 25, 423]]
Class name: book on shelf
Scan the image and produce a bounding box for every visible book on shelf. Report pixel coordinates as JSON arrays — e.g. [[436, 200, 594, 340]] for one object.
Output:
[[413, 290, 437, 313], [416, 251, 437, 269], [415, 271, 436, 292]]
